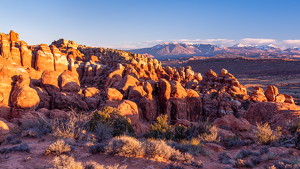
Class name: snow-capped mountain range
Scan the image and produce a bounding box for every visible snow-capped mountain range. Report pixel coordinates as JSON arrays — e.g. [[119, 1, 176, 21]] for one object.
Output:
[[129, 41, 300, 60]]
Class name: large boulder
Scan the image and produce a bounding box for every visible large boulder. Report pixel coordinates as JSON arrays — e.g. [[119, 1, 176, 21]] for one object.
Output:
[[170, 81, 187, 99], [265, 85, 279, 102], [213, 113, 251, 131], [27, 68, 42, 86], [41, 70, 61, 95], [10, 75, 40, 110], [128, 86, 147, 101], [104, 64, 124, 89], [0, 120, 9, 144], [284, 94, 295, 104], [84, 87, 101, 98], [250, 86, 267, 102], [84, 87, 101, 110], [117, 100, 139, 126], [52, 92, 88, 111], [0, 104, 12, 119], [117, 74, 139, 98], [244, 102, 300, 131], [59, 70, 80, 92], [275, 94, 285, 102], [106, 88, 123, 101], [34, 87, 51, 109]]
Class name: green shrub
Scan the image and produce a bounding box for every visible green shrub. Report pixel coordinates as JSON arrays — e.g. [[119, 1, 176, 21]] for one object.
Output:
[[106, 135, 143, 156], [255, 123, 281, 145], [86, 107, 135, 138], [94, 122, 113, 143], [44, 139, 71, 156], [144, 115, 173, 140], [173, 125, 191, 141]]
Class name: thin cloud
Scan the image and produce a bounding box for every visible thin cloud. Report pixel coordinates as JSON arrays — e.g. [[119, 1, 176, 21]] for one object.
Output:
[[239, 38, 277, 44], [97, 38, 300, 50], [282, 40, 300, 47], [98, 40, 164, 50]]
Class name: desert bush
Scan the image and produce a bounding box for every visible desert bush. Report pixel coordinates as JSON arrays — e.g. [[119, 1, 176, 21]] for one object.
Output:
[[83, 160, 127, 169], [164, 163, 185, 169], [144, 114, 173, 140], [235, 149, 258, 159], [44, 139, 71, 156], [233, 159, 254, 168], [260, 146, 270, 154], [52, 112, 89, 140], [224, 136, 252, 149], [218, 151, 234, 165], [0, 143, 31, 154], [144, 139, 184, 161], [173, 125, 191, 141], [10, 139, 22, 145], [170, 138, 203, 155], [264, 152, 276, 161], [94, 122, 113, 143], [112, 116, 135, 137], [292, 157, 300, 165], [86, 107, 135, 138], [251, 156, 262, 166], [289, 120, 300, 135], [20, 117, 52, 138], [106, 135, 143, 156], [89, 143, 107, 154], [52, 155, 83, 169], [255, 123, 281, 145], [6, 135, 14, 142], [188, 161, 203, 168], [198, 125, 219, 143], [271, 159, 300, 169], [190, 119, 213, 136], [84, 161, 103, 169]]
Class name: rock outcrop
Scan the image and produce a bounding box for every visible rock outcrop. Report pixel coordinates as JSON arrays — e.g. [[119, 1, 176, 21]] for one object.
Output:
[[10, 75, 40, 110], [245, 102, 300, 131]]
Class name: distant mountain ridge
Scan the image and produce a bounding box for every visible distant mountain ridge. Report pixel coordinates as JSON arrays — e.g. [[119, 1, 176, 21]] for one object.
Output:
[[129, 41, 300, 60]]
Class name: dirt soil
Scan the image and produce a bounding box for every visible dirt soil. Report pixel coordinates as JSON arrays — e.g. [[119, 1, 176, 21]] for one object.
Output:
[[1, 136, 300, 169]]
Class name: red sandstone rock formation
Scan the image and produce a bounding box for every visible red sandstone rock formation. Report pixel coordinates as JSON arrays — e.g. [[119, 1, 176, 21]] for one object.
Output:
[[265, 85, 279, 102], [10, 75, 40, 110]]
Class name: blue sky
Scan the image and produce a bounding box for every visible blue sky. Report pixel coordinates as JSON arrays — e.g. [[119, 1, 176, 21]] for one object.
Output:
[[1, 0, 300, 49]]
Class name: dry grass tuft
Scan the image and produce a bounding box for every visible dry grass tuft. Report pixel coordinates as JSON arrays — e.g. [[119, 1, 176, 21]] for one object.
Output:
[[255, 123, 281, 145]]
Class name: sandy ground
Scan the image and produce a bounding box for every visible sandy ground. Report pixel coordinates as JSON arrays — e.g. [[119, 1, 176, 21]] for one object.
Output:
[[1, 135, 300, 169]]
